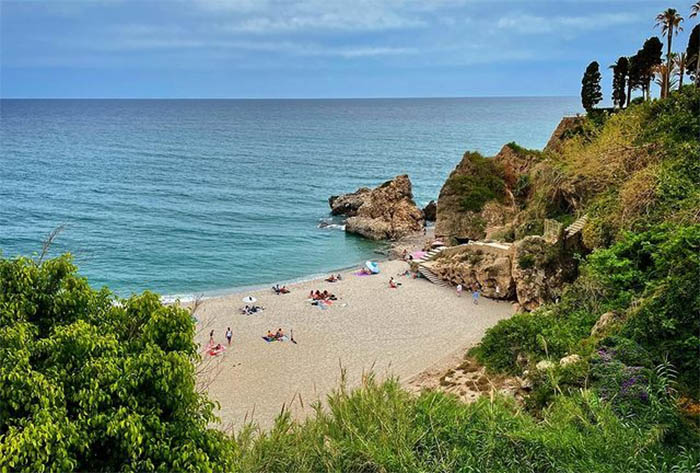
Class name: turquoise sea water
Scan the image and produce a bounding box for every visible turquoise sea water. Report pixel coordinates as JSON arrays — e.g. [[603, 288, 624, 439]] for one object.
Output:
[[0, 98, 580, 298]]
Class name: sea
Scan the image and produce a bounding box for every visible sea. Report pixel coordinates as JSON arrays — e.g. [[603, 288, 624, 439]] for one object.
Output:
[[0, 97, 580, 299]]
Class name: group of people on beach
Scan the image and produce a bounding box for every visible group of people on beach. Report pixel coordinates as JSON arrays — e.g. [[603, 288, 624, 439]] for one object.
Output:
[[266, 328, 286, 340], [325, 274, 342, 282], [272, 284, 290, 295], [309, 289, 337, 301], [241, 304, 264, 315]]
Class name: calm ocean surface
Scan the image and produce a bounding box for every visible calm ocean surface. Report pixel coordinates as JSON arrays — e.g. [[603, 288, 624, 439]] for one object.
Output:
[[1, 98, 579, 298]]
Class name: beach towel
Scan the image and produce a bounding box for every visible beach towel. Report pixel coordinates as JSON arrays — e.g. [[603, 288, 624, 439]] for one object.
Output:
[[262, 335, 289, 342], [208, 345, 226, 356]]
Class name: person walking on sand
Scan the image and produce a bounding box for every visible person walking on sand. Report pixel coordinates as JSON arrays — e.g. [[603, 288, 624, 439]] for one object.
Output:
[[456, 284, 463, 297], [225, 327, 233, 346], [209, 329, 215, 345], [472, 288, 480, 305]]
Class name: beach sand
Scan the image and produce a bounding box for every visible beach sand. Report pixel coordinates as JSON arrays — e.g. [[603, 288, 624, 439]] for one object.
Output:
[[192, 258, 513, 431]]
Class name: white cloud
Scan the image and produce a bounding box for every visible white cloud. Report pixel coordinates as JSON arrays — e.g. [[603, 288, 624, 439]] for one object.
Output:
[[497, 12, 641, 34]]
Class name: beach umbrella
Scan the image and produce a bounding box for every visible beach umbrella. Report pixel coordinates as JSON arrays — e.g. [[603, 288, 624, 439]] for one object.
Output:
[[365, 261, 380, 274], [242, 295, 257, 304]]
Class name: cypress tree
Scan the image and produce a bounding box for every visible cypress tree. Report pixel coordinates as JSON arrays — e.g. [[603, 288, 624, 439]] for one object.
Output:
[[581, 61, 603, 112], [612, 56, 629, 108]]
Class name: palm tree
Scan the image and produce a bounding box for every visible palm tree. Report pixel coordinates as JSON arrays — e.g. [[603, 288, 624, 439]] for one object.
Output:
[[653, 63, 678, 92], [674, 52, 688, 88], [691, 2, 700, 85], [655, 8, 684, 97]]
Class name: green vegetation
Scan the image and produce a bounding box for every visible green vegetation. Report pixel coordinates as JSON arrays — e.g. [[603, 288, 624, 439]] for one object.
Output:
[[0, 256, 233, 473], [446, 152, 506, 213], [227, 375, 698, 473]]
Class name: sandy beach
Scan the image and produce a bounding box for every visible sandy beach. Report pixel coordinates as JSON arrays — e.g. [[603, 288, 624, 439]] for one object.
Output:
[[191, 254, 514, 431]]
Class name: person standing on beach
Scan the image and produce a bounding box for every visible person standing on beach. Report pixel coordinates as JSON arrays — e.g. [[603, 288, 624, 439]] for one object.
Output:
[[456, 284, 463, 297], [472, 288, 480, 305], [225, 327, 233, 346], [209, 329, 215, 345]]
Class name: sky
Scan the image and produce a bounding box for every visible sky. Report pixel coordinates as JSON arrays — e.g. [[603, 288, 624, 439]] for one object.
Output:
[[1, 0, 697, 99]]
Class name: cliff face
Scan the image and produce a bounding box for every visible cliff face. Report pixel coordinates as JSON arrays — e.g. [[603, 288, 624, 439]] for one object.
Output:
[[543, 116, 585, 154], [330, 175, 425, 240]]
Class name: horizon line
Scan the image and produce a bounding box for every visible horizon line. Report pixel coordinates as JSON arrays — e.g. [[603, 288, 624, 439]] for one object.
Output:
[[0, 94, 578, 100]]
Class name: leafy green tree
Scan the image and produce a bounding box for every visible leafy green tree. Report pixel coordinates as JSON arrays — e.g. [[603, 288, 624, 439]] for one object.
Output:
[[687, 24, 700, 85], [611, 56, 629, 108], [581, 61, 603, 112], [0, 255, 234, 472], [655, 8, 684, 97]]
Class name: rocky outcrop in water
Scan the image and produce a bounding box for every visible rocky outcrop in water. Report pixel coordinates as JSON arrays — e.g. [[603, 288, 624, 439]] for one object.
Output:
[[330, 175, 425, 240], [422, 200, 437, 222]]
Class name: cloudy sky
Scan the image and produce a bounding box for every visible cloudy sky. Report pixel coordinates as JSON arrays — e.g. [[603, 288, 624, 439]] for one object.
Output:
[[1, 0, 697, 98]]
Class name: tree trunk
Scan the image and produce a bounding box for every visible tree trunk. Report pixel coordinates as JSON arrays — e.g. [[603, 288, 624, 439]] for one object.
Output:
[[679, 62, 684, 89], [626, 81, 631, 107]]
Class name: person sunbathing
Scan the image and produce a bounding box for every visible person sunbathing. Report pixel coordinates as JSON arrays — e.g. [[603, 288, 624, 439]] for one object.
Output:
[[325, 275, 337, 282], [389, 277, 400, 289], [314, 290, 322, 300], [280, 286, 290, 294], [274, 328, 285, 339], [337, 274, 342, 280], [266, 330, 274, 339], [272, 284, 281, 294]]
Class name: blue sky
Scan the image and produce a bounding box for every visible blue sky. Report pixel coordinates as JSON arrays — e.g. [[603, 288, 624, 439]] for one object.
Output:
[[1, 0, 697, 98]]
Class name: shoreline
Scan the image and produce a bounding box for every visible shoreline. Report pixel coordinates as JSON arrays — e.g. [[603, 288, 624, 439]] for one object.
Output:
[[161, 226, 434, 304]]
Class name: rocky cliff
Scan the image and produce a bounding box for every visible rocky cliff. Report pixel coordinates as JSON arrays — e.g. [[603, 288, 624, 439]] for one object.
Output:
[[329, 175, 425, 240], [435, 144, 540, 243]]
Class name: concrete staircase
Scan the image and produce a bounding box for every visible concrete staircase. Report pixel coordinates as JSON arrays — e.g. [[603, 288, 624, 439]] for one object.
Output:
[[415, 246, 450, 287], [564, 214, 588, 239], [414, 246, 447, 264]]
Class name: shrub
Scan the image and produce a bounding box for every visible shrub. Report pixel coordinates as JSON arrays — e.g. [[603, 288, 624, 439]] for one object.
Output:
[[445, 152, 506, 213], [518, 254, 535, 269], [0, 255, 234, 473]]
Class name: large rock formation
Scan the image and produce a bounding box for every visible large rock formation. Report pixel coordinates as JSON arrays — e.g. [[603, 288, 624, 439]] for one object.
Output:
[[435, 144, 539, 243], [428, 233, 576, 311], [329, 175, 425, 240]]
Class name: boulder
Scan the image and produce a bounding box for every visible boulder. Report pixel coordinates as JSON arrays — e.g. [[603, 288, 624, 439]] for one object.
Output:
[[422, 200, 437, 221], [332, 175, 424, 240], [430, 246, 514, 300]]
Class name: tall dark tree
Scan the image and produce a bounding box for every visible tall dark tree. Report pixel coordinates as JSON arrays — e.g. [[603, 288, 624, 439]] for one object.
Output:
[[611, 56, 629, 107], [638, 37, 664, 99], [581, 61, 603, 111], [655, 8, 684, 97], [687, 24, 700, 86], [627, 54, 641, 105]]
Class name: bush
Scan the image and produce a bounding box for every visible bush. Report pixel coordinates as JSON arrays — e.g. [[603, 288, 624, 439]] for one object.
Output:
[[445, 152, 506, 213], [0, 255, 234, 473]]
